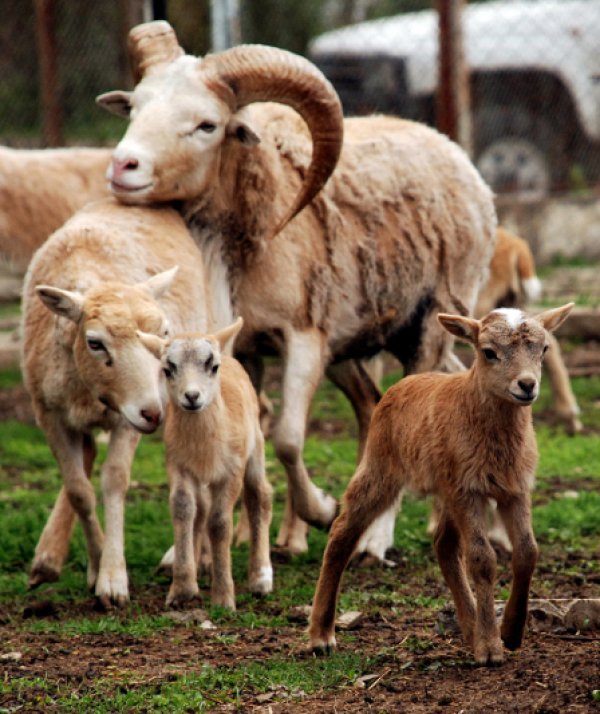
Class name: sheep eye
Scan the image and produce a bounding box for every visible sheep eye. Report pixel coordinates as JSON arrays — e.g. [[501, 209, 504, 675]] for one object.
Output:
[[197, 121, 216, 133], [163, 360, 177, 378], [542, 344, 549, 354], [212, 363, 219, 375], [483, 348, 498, 362], [87, 338, 105, 352], [162, 367, 172, 378]]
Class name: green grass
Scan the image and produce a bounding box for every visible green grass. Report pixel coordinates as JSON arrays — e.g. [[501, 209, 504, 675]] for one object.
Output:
[[1, 360, 600, 710]]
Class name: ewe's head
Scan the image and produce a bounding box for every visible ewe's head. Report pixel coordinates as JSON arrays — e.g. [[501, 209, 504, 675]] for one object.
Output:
[[438, 304, 574, 406], [139, 318, 243, 413], [36, 267, 178, 433], [96, 20, 343, 236]]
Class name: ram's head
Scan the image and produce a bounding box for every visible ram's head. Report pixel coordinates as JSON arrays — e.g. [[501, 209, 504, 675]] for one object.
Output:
[[97, 21, 343, 237]]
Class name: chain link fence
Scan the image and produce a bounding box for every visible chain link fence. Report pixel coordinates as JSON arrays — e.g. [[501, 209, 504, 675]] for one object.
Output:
[[2, 0, 600, 196]]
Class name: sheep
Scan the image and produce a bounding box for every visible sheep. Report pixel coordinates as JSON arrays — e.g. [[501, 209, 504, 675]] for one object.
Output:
[[476, 227, 581, 435], [22, 196, 212, 606], [94, 20, 497, 557], [308, 302, 574, 665], [139, 317, 273, 609], [0, 146, 111, 273]]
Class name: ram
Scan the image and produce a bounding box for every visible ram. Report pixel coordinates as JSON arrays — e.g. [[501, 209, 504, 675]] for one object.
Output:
[[0, 146, 111, 273], [22, 197, 212, 606], [93, 21, 496, 555]]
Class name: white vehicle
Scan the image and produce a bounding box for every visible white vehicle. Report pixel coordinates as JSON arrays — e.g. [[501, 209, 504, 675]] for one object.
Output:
[[310, 0, 600, 196]]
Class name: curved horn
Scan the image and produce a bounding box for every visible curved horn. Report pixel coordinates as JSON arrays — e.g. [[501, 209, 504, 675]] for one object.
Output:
[[202, 45, 344, 238], [128, 20, 184, 83]]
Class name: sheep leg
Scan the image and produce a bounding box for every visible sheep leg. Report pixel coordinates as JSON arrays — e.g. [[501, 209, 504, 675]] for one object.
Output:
[[272, 329, 338, 552], [497, 495, 538, 651], [95, 424, 140, 608], [243, 435, 273, 595], [433, 510, 476, 648], [544, 333, 582, 434], [325, 359, 381, 459], [275, 492, 308, 551], [36, 418, 104, 589], [166, 468, 201, 608], [207, 479, 240, 609], [29, 435, 97, 587], [309, 464, 396, 652], [456, 499, 504, 665]]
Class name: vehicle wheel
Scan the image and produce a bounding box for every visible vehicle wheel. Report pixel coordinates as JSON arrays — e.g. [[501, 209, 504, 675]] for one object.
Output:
[[474, 104, 566, 198]]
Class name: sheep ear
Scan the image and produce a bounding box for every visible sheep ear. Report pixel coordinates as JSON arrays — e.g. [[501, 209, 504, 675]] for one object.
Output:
[[438, 313, 480, 345], [139, 267, 179, 299], [137, 330, 167, 360], [227, 115, 260, 146], [36, 286, 84, 322], [214, 317, 244, 351], [535, 302, 575, 333], [96, 90, 132, 118]]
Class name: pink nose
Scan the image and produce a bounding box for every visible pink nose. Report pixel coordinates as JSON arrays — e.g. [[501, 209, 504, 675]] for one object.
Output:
[[111, 156, 139, 181], [140, 408, 162, 429]]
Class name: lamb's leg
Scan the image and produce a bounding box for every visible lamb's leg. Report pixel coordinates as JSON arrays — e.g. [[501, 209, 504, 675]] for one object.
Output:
[[275, 492, 308, 551], [456, 499, 504, 665], [325, 359, 381, 459], [544, 333, 582, 434], [166, 467, 201, 608], [272, 329, 337, 553], [95, 424, 140, 608], [207, 479, 241, 609], [36, 418, 104, 590], [433, 509, 476, 648], [309, 464, 399, 652], [243, 434, 273, 595], [30, 434, 97, 587], [497, 494, 538, 651]]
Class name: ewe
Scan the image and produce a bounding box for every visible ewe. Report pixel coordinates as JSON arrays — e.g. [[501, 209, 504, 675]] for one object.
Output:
[[309, 303, 573, 665], [97, 20, 497, 556], [140, 318, 273, 609], [22, 198, 211, 606]]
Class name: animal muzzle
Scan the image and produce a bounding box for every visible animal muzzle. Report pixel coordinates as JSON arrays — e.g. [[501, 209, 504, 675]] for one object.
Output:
[[510, 376, 538, 404]]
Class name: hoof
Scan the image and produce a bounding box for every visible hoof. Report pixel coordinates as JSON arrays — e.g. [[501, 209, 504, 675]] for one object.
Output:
[[28, 563, 60, 589]]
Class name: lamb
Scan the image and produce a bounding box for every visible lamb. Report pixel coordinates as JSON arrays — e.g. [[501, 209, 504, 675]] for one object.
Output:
[[309, 303, 574, 665], [476, 227, 581, 435], [0, 146, 111, 273], [94, 20, 497, 557], [22, 197, 212, 606], [139, 317, 273, 609]]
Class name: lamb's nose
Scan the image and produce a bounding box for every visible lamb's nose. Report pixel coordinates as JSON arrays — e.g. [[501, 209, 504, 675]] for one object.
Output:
[[518, 378, 536, 396], [185, 390, 200, 405], [111, 156, 139, 179]]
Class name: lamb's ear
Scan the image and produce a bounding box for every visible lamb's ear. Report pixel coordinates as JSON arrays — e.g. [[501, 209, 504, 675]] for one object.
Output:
[[137, 330, 167, 360], [214, 317, 244, 351], [36, 286, 84, 322], [139, 266, 179, 299], [96, 90, 132, 118], [226, 114, 260, 146], [438, 313, 480, 345], [535, 302, 575, 333]]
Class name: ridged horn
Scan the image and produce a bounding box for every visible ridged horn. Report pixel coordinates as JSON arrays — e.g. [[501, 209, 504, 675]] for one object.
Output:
[[201, 45, 344, 238], [128, 20, 184, 83]]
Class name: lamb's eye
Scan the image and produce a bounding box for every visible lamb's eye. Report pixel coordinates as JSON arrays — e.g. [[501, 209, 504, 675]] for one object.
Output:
[[196, 121, 216, 133], [542, 344, 549, 354], [163, 360, 177, 378], [212, 363, 219, 375], [87, 338, 104, 352], [483, 348, 498, 362], [162, 367, 172, 378]]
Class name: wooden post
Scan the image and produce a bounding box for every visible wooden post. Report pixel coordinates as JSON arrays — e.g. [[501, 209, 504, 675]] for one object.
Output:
[[211, 0, 240, 52], [436, 0, 472, 156], [34, 0, 63, 146]]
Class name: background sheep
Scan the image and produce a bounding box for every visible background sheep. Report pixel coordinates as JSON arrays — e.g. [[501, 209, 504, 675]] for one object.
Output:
[[97, 20, 497, 556], [23, 197, 212, 606], [309, 303, 574, 665], [0, 146, 111, 273], [141, 318, 273, 609]]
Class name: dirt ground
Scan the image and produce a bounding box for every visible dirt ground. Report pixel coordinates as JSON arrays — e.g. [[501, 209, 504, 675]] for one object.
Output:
[[1, 551, 599, 713], [1, 345, 599, 712]]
